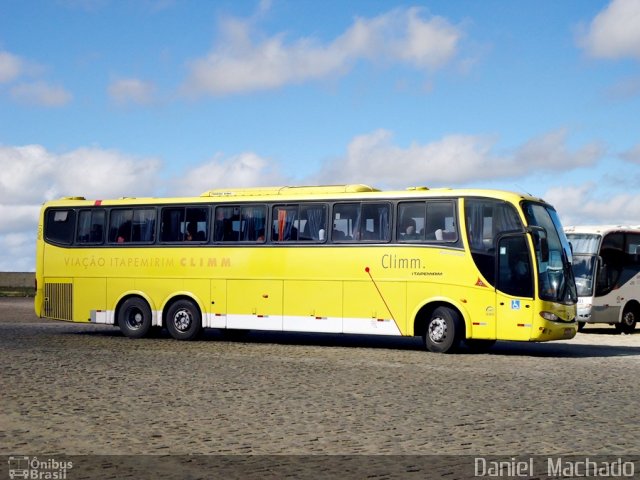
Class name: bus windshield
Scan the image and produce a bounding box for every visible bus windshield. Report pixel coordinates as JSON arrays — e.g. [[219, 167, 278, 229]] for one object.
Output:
[[567, 233, 601, 255], [571, 254, 597, 297], [566, 233, 601, 297], [522, 202, 577, 305]]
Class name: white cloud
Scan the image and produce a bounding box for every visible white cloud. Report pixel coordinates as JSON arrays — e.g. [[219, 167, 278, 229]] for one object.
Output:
[[312, 128, 603, 189], [0, 145, 162, 206], [0, 144, 165, 271], [173, 152, 287, 196], [10, 81, 73, 107], [183, 7, 463, 96], [545, 183, 640, 227], [0, 50, 23, 83], [0, 233, 37, 272], [0, 205, 41, 235], [508, 129, 604, 174], [578, 0, 640, 59], [108, 78, 156, 105]]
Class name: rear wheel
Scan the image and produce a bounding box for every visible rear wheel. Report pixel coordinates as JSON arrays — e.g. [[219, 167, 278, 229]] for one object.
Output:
[[166, 299, 202, 340], [423, 306, 462, 353], [118, 297, 152, 339], [615, 305, 638, 334]]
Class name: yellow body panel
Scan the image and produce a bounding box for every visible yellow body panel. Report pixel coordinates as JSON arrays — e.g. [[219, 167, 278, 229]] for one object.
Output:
[[283, 280, 342, 320], [73, 277, 106, 322]]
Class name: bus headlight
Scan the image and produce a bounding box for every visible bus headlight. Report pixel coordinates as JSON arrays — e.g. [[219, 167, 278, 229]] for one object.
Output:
[[540, 311, 560, 322]]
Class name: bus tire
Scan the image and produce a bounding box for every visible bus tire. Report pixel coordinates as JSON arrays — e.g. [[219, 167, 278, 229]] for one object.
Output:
[[166, 299, 202, 341], [615, 305, 638, 334], [118, 297, 152, 339], [424, 306, 462, 353]]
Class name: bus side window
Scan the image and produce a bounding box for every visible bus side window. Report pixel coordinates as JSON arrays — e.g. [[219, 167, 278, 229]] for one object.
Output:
[[77, 209, 105, 244], [332, 203, 357, 242], [273, 206, 298, 242], [110, 209, 132, 243], [426, 201, 457, 242], [332, 202, 390, 243], [216, 205, 266, 242], [398, 202, 425, 242], [45, 209, 76, 245], [109, 208, 155, 243], [298, 204, 327, 242], [359, 203, 390, 242]]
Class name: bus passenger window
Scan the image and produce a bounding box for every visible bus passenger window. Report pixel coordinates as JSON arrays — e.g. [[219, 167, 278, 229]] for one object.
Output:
[[273, 206, 298, 241], [216, 205, 266, 242], [333, 203, 390, 242], [298, 204, 327, 242], [44, 209, 76, 245], [398, 202, 426, 242], [110, 208, 155, 244], [161, 206, 208, 243], [77, 209, 105, 244], [272, 204, 326, 243], [109, 210, 132, 243], [426, 201, 457, 242]]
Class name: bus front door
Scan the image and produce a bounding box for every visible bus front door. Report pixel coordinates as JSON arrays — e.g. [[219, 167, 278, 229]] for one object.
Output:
[[495, 234, 535, 341]]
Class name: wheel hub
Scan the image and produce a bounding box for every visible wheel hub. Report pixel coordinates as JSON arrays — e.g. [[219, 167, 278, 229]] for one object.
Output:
[[173, 309, 192, 332], [428, 317, 447, 343], [127, 310, 143, 329]]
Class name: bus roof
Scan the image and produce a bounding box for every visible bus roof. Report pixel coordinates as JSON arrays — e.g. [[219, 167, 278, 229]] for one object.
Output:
[[565, 225, 640, 235], [42, 185, 549, 207]]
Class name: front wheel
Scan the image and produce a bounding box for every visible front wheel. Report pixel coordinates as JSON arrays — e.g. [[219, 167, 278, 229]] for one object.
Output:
[[423, 306, 462, 353], [615, 305, 638, 334], [166, 299, 202, 340], [118, 297, 152, 339]]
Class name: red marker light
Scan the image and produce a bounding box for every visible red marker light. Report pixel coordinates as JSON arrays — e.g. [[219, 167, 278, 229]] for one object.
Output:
[[365, 267, 370, 273]]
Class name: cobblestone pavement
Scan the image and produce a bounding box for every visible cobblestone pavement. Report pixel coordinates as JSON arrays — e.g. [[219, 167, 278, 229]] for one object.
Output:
[[1, 297, 639, 478]]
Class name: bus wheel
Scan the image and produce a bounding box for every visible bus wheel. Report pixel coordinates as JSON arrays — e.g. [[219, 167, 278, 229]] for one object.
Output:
[[615, 305, 638, 334], [118, 297, 152, 339], [424, 306, 462, 353], [577, 322, 586, 332], [166, 299, 202, 340]]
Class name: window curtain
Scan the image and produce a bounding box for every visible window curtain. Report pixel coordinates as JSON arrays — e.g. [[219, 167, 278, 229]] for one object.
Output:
[[305, 205, 326, 240], [242, 207, 265, 241]]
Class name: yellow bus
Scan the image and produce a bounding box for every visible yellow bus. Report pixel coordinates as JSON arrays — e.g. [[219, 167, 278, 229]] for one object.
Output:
[[35, 184, 578, 353]]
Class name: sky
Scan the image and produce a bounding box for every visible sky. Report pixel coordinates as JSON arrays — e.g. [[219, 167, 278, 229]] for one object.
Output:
[[1, 0, 640, 271]]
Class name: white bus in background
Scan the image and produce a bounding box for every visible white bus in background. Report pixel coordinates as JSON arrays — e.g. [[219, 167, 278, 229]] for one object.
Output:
[[564, 225, 640, 333]]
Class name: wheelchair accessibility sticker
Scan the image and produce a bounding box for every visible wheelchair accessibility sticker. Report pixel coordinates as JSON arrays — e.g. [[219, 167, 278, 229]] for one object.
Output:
[[511, 300, 521, 310]]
